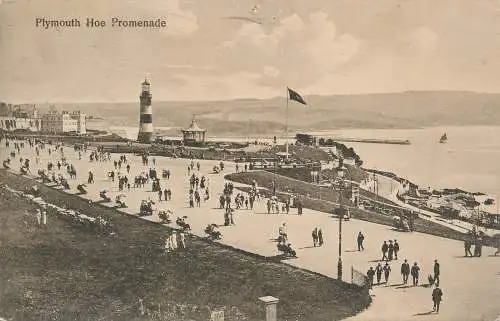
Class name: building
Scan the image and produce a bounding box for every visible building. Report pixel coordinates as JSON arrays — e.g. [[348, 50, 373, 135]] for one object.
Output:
[[296, 133, 318, 146], [137, 79, 154, 143], [0, 103, 40, 131], [181, 115, 206, 144], [40, 106, 86, 134]]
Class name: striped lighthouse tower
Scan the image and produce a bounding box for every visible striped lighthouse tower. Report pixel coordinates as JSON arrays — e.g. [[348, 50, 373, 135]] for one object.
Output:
[[137, 78, 154, 143]]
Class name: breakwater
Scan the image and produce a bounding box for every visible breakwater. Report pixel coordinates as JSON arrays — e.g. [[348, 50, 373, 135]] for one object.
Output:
[[330, 137, 411, 145]]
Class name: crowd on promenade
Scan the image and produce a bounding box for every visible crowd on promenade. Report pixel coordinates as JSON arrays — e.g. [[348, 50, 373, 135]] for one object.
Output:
[[3, 134, 500, 317]]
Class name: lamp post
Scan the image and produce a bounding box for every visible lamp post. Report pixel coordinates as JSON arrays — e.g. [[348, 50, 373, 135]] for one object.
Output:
[[273, 135, 277, 196], [333, 164, 346, 280]]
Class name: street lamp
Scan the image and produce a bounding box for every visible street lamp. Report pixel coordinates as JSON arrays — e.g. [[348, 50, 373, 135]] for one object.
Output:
[[333, 164, 347, 280], [273, 136, 277, 196]]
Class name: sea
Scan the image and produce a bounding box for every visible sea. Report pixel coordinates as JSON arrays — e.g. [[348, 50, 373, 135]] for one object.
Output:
[[309, 126, 500, 198], [89, 121, 500, 199]]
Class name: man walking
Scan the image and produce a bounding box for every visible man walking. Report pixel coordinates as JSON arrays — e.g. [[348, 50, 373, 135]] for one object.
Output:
[[432, 285, 443, 313], [318, 229, 323, 246], [388, 240, 394, 260], [381, 241, 389, 260], [367, 266, 375, 289], [393, 240, 400, 260], [464, 238, 473, 257], [312, 228, 318, 247], [475, 235, 483, 257], [433, 259, 440, 286], [357, 231, 365, 251], [383, 261, 392, 284], [401, 259, 410, 284], [411, 262, 420, 286], [375, 263, 383, 285]]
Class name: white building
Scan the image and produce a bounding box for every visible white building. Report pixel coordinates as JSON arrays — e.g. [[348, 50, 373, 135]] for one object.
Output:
[[40, 106, 86, 134]]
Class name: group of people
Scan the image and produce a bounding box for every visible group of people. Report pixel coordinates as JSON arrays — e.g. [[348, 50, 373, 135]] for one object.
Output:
[[187, 171, 209, 208], [266, 197, 290, 214], [464, 228, 485, 257], [311, 227, 324, 247], [367, 258, 443, 313], [380, 239, 400, 261], [164, 230, 187, 253]]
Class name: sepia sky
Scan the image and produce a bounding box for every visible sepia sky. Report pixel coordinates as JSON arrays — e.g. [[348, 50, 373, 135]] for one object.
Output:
[[2, 0, 500, 102]]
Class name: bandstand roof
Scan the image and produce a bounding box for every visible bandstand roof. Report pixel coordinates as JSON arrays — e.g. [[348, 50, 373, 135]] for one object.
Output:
[[182, 116, 206, 132]]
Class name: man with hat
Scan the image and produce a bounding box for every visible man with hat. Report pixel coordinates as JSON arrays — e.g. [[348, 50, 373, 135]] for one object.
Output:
[[432, 284, 443, 313], [393, 240, 400, 260], [388, 240, 394, 260], [411, 262, 420, 286], [433, 259, 440, 286], [401, 259, 410, 284]]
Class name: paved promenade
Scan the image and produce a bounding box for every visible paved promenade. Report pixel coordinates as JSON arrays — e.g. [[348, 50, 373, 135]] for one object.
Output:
[[1, 142, 500, 321]]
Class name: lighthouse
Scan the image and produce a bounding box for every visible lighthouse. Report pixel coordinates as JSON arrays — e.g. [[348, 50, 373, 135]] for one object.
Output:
[[137, 78, 154, 143]]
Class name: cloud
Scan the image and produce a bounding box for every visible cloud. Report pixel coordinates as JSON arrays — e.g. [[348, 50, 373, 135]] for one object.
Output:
[[263, 66, 280, 78], [411, 26, 438, 57], [171, 71, 278, 101], [218, 11, 360, 91]]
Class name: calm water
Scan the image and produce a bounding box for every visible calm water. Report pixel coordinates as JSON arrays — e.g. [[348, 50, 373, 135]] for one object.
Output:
[[310, 126, 500, 196]]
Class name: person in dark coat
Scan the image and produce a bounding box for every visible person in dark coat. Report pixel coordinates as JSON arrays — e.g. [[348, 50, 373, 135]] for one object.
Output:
[[383, 262, 392, 283], [464, 238, 473, 257], [312, 228, 318, 247], [401, 259, 410, 284], [474, 236, 483, 257], [432, 285, 443, 313], [318, 229, 324, 246], [367, 266, 375, 289], [381, 241, 389, 260], [357, 231, 365, 251], [433, 260, 440, 286], [393, 240, 400, 259], [388, 240, 394, 260], [375, 263, 383, 284], [411, 262, 420, 286]]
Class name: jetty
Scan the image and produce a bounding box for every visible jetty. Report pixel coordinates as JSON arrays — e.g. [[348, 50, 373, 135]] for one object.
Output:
[[328, 137, 411, 145], [296, 133, 411, 146]]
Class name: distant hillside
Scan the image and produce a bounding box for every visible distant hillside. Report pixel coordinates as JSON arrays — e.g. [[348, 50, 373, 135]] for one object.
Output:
[[7, 91, 500, 135]]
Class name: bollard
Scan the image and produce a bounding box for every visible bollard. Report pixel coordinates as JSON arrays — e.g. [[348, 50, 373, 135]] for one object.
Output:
[[259, 296, 279, 321]]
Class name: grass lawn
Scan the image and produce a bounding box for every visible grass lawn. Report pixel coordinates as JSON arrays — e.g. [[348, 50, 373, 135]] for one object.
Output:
[[0, 170, 370, 321]]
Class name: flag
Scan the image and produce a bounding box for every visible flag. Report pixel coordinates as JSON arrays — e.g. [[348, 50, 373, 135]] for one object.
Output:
[[287, 87, 307, 105]]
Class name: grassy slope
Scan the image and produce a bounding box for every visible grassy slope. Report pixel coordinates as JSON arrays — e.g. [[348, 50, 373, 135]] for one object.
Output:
[[225, 171, 497, 247], [0, 170, 370, 321]]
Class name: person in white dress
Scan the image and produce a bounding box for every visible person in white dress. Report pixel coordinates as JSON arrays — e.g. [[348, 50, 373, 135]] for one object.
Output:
[[164, 234, 172, 253], [170, 231, 178, 250], [179, 231, 186, 249], [35, 209, 42, 226]]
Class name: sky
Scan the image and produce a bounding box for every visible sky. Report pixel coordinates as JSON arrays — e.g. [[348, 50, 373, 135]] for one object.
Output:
[[2, 0, 500, 103]]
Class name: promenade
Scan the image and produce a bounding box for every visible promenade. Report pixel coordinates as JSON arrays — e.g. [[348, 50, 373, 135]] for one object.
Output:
[[1, 141, 500, 321]]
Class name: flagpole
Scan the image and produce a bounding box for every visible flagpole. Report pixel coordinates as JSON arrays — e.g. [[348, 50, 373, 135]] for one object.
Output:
[[285, 87, 289, 160]]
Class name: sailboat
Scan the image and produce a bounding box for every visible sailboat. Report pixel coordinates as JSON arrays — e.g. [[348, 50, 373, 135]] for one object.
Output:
[[439, 133, 448, 143]]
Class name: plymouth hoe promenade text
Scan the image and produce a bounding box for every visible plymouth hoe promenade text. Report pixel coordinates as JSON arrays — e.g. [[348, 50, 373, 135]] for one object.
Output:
[[35, 17, 167, 29]]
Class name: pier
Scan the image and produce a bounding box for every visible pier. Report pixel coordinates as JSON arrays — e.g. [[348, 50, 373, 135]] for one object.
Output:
[[328, 137, 411, 145]]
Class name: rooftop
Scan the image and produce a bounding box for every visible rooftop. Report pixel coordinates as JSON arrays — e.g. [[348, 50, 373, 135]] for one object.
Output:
[[182, 116, 206, 132]]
